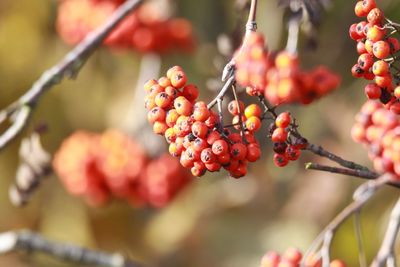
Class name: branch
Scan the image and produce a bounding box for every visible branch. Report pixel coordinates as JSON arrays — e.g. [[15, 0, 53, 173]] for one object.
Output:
[[207, 76, 235, 109], [305, 143, 374, 172], [302, 174, 394, 267], [371, 197, 400, 267], [0, 0, 144, 152], [0, 230, 143, 267]]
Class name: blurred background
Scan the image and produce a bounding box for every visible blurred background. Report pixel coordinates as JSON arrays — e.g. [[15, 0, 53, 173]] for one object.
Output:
[[0, 0, 400, 266]]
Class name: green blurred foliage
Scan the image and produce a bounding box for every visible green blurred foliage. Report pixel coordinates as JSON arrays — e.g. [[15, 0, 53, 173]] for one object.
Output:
[[0, 0, 399, 267]]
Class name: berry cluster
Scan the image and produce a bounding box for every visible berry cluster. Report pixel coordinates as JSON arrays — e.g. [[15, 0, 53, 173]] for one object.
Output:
[[234, 32, 341, 105], [351, 100, 400, 178], [53, 129, 191, 207], [350, 0, 400, 113], [57, 0, 195, 53], [269, 112, 306, 167], [144, 66, 262, 178], [260, 248, 346, 267]]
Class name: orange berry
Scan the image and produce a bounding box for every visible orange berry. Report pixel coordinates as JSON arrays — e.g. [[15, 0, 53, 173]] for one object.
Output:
[[149, 84, 164, 97], [394, 86, 400, 98], [330, 259, 346, 267], [275, 112, 291, 128], [201, 148, 216, 164], [166, 65, 183, 79], [245, 116, 261, 132], [272, 128, 288, 142], [174, 96, 193, 116], [244, 104, 262, 118], [207, 131, 221, 145], [166, 109, 180, 127], [169, 142, 183, 157], [212, 139, 229, 155], [228, 100, 245, 115], [372, 60, 389, 76], [154, 92, 172, 108], [205, 111, 219, 128], [355, 1, 368, 17], [218, 153, 231, 165], [158, 76, 171, 88], [144, 95, 156, 110], [275, 51, 298, 69], [165, 86, 180, 99], [367, 25, 385, 42], [153, 121, 168, 135], [144, 79, 157, 93], [373, 40, 390, 59], [193, 107, 210, 122], [375, 74, 392, 88], [367, 7, 384, 25], [192, 138, 208, 152], [164, 128, 176, 143], [147, 107, 166, 123], [182, 84, 199, 102], [230, 143, 247, 160], [170, 70, 187, 88], [191, 121, 209, 138], [205, 162, 221, 172], [246, 143, 261, 162]]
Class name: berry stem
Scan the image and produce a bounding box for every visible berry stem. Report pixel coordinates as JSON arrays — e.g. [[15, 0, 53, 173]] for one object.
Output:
[[371, 197, 400, 267], [231, 84, 248, 143], [0, 230, 143, 267], [302, 174, 393, 267], [0, 0, 144, 152]]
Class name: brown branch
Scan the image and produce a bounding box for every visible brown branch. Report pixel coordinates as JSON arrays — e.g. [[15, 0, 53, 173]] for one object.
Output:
[[305, 163, 400, 189], [305, 163, 378, 180], [371, 197, 400, 267], [305, 143, 374, 172], [0, 0, 144, 152], [0, 230, 143, 267]]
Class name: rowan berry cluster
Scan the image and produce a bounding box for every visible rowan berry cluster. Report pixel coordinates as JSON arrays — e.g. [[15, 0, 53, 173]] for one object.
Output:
[[52, 129, 191, 207], [57, 0, 195, 53], [260, 248, 346, 267], [350, 0, 400, 113], [351, 100, 400, 177], [269, 112, 306, 167], [144, 66, 262, 178], [234, 32, 341, 105]]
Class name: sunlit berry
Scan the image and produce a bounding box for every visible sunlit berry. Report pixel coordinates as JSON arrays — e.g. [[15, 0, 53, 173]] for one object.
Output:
[[174, 96, 193, 116], [228, 100, 245, 115], [245, 116, 261, 132], [275, 112, 291, 128], [373, 40, 390, 59], [191, 121, 208, 138], [147, 107, 166, 123], [201, 148, 216, 164]]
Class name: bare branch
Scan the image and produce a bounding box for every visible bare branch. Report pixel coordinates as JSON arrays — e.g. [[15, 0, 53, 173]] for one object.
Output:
[[207, 76, 235, 109], [0, 230, 143, 267], [302, 174, 393, 267], [371, 197, 400, 267], [0, 0, 144, 152], [305, 143, 375, 172]]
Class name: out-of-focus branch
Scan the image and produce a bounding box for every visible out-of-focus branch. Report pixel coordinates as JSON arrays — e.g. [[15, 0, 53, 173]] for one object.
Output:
[[0, 230, 143, 267], [371, 197, 400, 267], [302, 174, 393, 267], [0, 0, 144, 152]]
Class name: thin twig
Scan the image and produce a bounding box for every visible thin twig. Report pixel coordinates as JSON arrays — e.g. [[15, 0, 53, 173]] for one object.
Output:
[[371, 197, 400, 267], [305, 163, 380, 181], [302, 174, 393, 267], [0, 230, 143, 267], [0, 0, 144, 152], [305, 143, 374, 172], [207, 76, 235, 109]]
